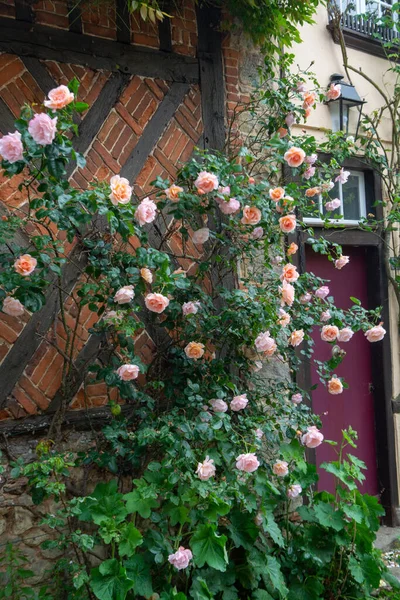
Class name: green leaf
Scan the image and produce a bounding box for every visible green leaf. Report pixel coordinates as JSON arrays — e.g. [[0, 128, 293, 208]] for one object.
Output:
[[348, 555, 364, 585], [313, 503, 345, 532], [343, 503, 364, 524], [118, 523, 143, 557], [90, 559, 134, 600], [74, 102, 89, 113], [190, 524, 228, 572], [227, 509, 259, 550], [254, 592, 274, 600], [288, 577, 324, 600], [124, 488, 158, 519], [266, 555, 288, 598], [190, 578, 213, 600], [264, 511, 284, 547], [382, 570, 400, 590], [125, 555, 153, 598]]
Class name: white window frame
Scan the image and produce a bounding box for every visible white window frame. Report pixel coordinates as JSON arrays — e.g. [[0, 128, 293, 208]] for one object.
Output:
[[339, 0, 395, 17], [303, 170, 367, 227]]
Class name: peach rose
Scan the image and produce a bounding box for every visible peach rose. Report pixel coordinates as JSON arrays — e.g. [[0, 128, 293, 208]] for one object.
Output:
[[44, 85, 74, 110], [168, 547, 192, 570], [196, 456, 216, 480], [328, 376, 343, 395], [281, 280, 295, 306], [281, 263, 299, 283], [337, 327, 354, 342], [321, 325, 339, 342], [231, 394, 248, 411], [303, 91, 316, 107], [210, 399, 228, 413], [287, 242, 298, 256], [305, 187, 320, 198], [248, 176, 255, 184], [28, 113, 57, 145], [277, 308, 291, 327], [2, 296, 24, 317], [284, 146, 306, 168], [194, 171, 219, 194], [335, 255, 350, 270], [279, 214, 296, 233], [301, 425, 324, 448], [114, 285, 135, 304], [241, 205, 262, 225], [109, 175, 132, 206], [278, 127, 288, 138], [140, 267, 153, 283], [365, 325, 386, 342], [0, 131, 23, 163], [288, 484, 302, 499], [117, 364, 139, 381], [145, 293, 169, 313], [192, 228, 210, 245], [289, 329, 304, 347], [135, 197, 157, 226], [14, 254, 37, 277], [184, 341, 205, 360], [327, 83, 341, 101], [273, 460, 289, 477], [269, 187, 285, 202], [165, 184, 183, 201], [236, 453, 260, 473], [304, 107, 312, 119]]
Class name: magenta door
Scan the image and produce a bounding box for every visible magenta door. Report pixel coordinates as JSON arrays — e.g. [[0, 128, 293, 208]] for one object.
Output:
[[305, 245, 378, 495]]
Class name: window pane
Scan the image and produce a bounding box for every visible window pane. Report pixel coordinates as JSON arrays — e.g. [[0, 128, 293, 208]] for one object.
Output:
[[322, 182, 341, 217], [303, 197, 322, 219], [342, 175, 361, 220]]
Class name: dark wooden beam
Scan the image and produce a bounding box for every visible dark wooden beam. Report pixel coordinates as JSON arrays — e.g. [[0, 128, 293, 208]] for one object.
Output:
[[300, 227, 381, 247], [14, 0, 33, 22], [196, 4, 225, 150], [116, 0, 131, 44], [0, 98, 17, 134], [0, 18, 199, 83], [21, 56, 56, 95], [0, 405, 135, 436], [67, 0, 82, 34], [158, 16, 172, 53]]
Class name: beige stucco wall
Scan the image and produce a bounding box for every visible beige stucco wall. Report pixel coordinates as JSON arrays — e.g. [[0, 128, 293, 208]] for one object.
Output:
[[292, 4, 400, 501]]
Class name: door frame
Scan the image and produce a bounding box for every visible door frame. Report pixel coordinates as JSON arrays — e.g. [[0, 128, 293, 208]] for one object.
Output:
[[290, 160, 399, 526]]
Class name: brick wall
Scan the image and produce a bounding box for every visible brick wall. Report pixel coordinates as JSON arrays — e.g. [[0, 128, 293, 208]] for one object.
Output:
[[0, 0, 249, 422]]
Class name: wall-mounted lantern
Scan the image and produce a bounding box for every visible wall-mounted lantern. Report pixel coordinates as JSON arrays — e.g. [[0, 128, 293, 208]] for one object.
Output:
[[326, 73, 366, 138]]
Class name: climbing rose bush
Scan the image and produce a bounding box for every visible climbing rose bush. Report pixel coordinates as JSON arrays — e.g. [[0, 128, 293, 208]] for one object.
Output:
[[0, 79, 398, 599]]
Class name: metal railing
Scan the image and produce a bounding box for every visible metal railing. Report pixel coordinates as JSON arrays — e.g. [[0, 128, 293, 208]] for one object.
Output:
[[341, 12, 400, 42]]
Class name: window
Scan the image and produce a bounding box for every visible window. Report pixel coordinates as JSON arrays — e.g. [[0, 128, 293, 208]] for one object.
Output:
[[303, 170, 367, 225]]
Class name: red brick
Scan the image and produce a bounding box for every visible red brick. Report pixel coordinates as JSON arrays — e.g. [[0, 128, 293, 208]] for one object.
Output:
[[0, 321, 18, 344], [97, 111, 119, 143], [170, 132, 190, 163], [153, 148, 176, 178], [120, 76, 142, 105], [13, 386, 38, 415], [39, 352, 64, 394], [144, 78, 166, 101], [19, 375, 49, 410], [25, 341, 49, 378], [0, 343, 9, 364], [92, 141, 120, 173], [115, 102, 143, 136], [83, 24, 116, 40], [112, 125, 132, 160], [0, 409, 11, 421], [175, 112, 199, 141], [0, 59, 24, 87], [35, 11, 69, 28]]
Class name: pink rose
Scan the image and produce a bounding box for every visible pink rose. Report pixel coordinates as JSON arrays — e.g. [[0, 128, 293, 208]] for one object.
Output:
[[269, 187, 285, 202], [114, 285, 134, 304], [14, 254, 37, 277], [109, 175, 132, 205], [296, 82, 307, 93], [184, 341, 205, 360], [291, 393, 303, 404], [328, 376, 343, 395], [300, 292, 312, 304], [182, 301, 200, 316], [168, 547, 193, 570], [321, 325, 339, 342], [277, 308, 291, 327], [251, 360, 263, 373], [210, 399, 228, 413], [321, 181, 334, 192], [279, 215, 296, 233], [255, 428, 264, 439], [194, 171, 219, 194], [117, 364, 139, 381], [273, 460, 289, 477], [165, 184, 184, 201], [241, 205, 262, 225], [305, 154, 318, 165], [219, 185, 230, 195], [335, 255, 350, 270], [365, 325, 386, 342], [289, 329, 304, 347], [321, 310, 331, 322], [44, 85, 74, 110], [28, 113, 57, 145], [219, 198, 240, 215], [301, 425, 324, 448], [192, 228, 210, 245], [303, 166, 316, 180], [337, 327, 354, 342], [284, 146, 306, 168], [335, 168, 350, 184], [271, 255, 283, 266], [2, 296, 24, 317], [0, 131, 23, 163], [281, 264, 299, 283], [196, 456, 216, 480], [255, 331, 277, 356], [140, 267, 153, 283], [281, 280, 295, 306], [325, 198, 341, 212], [315, 286, 330, 300], [285, 113, 295, 127], [231, 394, 248, 411], [327, 83, 341, 101], [103, 310, 124, 325], [135, 197, 157, 226], [236, 453, 260, 473], [287, 484, 302, 499], [145, 292, 169, 313], [252, 227, 264, 240]]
